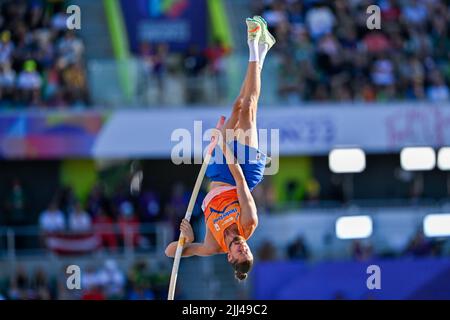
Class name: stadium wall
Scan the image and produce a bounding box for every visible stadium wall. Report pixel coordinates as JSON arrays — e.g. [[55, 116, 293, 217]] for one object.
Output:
[[1, 104, 450, 159]]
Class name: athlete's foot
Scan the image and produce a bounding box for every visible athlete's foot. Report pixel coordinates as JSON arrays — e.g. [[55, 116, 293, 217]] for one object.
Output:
[[253, 15, 276, 50], [246, 17, 262, 42]]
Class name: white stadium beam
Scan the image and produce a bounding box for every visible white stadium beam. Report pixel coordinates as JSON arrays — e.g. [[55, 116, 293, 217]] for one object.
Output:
[[329, 148, 366, 173], [336, 215, 373, 240], [437, 147, 450, 171], [400, 147, 436, 171], [423, 213, 450, 237]]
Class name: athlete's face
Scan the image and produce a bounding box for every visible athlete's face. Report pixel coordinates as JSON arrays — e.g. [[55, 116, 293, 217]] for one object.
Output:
[[227, 236, 253, 263]]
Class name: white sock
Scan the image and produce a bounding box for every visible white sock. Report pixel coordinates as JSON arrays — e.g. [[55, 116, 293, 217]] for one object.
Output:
[[248, 39, 259, 62], [258, 43, 269, 68]]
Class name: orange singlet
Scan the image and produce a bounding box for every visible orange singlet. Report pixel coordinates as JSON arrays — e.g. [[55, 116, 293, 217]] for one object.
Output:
[[202, 186, 248, 253]]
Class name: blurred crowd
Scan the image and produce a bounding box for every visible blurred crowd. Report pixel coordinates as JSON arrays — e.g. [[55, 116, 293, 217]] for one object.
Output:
[[0, 0, 89, 108], [32, 179, 277, 251], [0, 259, 169, 300], [251, 0, 450, 103], [35, 182, 170, 252], [2, 0, 448, 108], [137, 40, 230, 105], [257, 228, 448, 263]]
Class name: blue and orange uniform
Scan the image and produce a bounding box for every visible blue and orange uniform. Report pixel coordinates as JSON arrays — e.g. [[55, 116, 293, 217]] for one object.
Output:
[[205, 140, 267, 191], [202, 186, 248, 253], [202, 141, 267, 251]]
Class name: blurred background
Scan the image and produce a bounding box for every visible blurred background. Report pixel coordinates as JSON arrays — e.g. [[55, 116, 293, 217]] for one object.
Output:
[[1, 0, 450, 300]]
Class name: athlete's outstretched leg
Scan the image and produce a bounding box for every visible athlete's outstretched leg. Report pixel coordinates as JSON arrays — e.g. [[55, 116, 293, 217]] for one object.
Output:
[[233, 17, 274, 148]]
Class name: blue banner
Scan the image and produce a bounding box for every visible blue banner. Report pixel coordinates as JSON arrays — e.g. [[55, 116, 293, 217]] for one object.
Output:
[[253, 258, 450, 299], [120, 0, 208, 53]]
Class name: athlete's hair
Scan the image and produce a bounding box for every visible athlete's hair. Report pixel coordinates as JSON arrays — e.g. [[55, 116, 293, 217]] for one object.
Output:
[[232, 258, 253, 281]]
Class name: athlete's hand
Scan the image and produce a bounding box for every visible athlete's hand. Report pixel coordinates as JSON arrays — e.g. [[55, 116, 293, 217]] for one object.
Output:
[[180, 219, 194, 244]]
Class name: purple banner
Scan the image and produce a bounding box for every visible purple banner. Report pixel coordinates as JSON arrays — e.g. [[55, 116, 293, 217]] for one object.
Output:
[[0, 112, 106, 159], [120, 0, 208, 53]]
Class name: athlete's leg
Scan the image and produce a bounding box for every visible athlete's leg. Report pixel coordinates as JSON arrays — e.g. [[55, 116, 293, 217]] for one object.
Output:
[[223, 18, 261, 143], [225, 60, 260, 141], [228, 17, 275, 148], [236, 61, 260, 148], [233, 18, 264, 148]]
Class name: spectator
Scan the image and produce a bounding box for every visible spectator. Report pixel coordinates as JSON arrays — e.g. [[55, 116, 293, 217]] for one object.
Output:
[[51, 7, 69, 31], [8, 265, 30, 300], [183, 44, 208, 103], [285, 179, 300, 203], [16, 59, 41, 105], [4, 177, 26, 226], [86, 184, 107, 217], [371, 55, 395, 88], [97, 259, 125, 299], [138, 190, 161, 222], [405, 229, 434, 257], [262, 1, 288, 30], [205, 38, 229, 103], [0, 30, 14, 66], [128, 260, 151, 290], [57, 186, 77, 215], [31, 267, 51, 300], [401, 0, 428, 27], [304, 178, 320, 204], [117, 201, 143, 248], [252, 178, 276, 213], [79, 265, 109, 300], [61, 61, 88, 107], [128, 284, 155, 300], [42, 62, 63, 106], [166, 182, 189, 238], [305, 3, 335, 40], [0, 1, 88, 108], [81, 265, 101, 292], [68, 202, 92, 232], [39, 201, 65, 233], [93, 207, 118, 251], [56, 31, 84, 68], [0, 62, 16, 105], [427, 71, 449, 102], [351, 240, 374, 261], [287, 235, 310, 260], [257, 240, 278, 261], [362, 31, 391, 54], [152, 43, 169, 103], [249, 0, 450, 103], [81, 285, 105, 300]]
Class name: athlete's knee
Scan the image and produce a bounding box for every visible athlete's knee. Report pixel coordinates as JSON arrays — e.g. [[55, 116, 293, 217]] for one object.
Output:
[[241, 95, 258, 112], [243, 95, 258, 107], [240, 103, 256, 122], [232, 98, 243, 114]]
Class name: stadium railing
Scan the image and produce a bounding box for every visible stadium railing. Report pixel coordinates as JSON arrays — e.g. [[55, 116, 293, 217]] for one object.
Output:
[[0, 222, 172, 260]]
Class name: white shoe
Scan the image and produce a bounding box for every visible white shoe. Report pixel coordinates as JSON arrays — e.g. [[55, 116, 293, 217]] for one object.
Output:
[[246, 17, 262, 42], [253, 15, 276, 50]]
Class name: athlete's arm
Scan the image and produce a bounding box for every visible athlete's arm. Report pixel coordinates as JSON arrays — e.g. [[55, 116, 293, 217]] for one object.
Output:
[[165, 219, 219, 257], [165, 241, 215, 257], [235, 177, 258, 230]]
